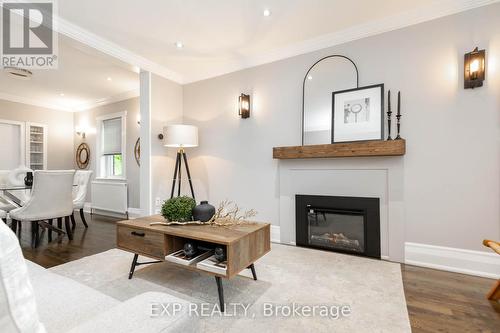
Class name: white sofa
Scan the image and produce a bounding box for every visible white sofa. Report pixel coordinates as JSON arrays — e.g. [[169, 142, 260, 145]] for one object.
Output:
[[1, 219, 193, 333], [24, 261, 194, 333], [10, 261, 195, 333]]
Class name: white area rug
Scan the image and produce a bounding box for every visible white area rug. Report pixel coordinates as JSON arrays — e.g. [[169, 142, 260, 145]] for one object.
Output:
[[50, 244, 411, 332]]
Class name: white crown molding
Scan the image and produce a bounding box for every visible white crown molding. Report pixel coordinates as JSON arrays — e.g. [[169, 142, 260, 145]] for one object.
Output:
[[3, 0, 498, 84], [0, 91, 74, 112], [53, 16, 185, 84], [0, 0, 185, 83], [183, 0, 500, 83], [405, 242, 500, 279], [75, 89, 140, 111]]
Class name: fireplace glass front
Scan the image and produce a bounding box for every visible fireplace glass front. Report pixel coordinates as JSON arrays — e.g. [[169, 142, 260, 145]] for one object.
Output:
[[307, 208, 365, 253]]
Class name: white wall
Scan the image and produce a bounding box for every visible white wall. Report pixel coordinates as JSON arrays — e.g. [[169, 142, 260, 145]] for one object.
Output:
[[73, 97, 140, 207], [0, 99, 74, 170], [150, 73, 183, 213], [182, 4, 500, 253]]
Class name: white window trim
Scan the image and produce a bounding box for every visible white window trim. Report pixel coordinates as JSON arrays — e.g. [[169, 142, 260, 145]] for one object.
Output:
[[95, 111, 127, 180], [0, 118, 26, 167]]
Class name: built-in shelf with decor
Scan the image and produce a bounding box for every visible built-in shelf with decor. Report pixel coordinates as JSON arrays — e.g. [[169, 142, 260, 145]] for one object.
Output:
[[26, 123, 48, 170], [273, 139, 406, 159]]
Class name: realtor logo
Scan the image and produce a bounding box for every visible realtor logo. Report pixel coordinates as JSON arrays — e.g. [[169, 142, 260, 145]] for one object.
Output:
[[1, 0, 58, 69]]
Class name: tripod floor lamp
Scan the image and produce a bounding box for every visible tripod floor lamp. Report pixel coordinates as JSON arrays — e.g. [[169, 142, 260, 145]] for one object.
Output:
[[163, 124, 198, 200]]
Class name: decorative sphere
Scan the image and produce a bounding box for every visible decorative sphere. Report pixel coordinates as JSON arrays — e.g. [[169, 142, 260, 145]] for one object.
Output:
[[183, 242, 197, 258], [214, 247, 226, 262]]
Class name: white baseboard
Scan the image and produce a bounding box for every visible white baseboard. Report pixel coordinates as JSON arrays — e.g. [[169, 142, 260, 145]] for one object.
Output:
[[405, 242, 500, 279], [271, 225, 280, 244]]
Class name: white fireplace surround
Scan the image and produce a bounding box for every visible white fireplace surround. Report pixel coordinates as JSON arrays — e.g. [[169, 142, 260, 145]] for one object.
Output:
[[278, 156, 405, 262]]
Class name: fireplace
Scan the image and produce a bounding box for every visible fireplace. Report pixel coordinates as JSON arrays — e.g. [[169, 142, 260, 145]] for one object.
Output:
[[296, 195, 380, 259]]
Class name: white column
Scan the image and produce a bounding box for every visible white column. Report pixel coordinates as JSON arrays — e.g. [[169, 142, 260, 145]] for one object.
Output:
[[139, 70, 152, 215]]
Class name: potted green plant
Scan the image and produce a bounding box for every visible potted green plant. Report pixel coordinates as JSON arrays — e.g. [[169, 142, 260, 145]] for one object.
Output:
[[161, 196, 196, 222]]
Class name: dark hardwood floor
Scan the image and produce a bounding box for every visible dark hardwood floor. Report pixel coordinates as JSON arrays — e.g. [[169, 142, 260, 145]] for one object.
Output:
[[20, 213, 118, 267], [19, 213, 500, 331]]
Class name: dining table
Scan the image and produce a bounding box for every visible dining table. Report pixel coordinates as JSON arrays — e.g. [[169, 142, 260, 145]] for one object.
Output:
[[0, 184, 78, 208], [0, 184, 33, 207]]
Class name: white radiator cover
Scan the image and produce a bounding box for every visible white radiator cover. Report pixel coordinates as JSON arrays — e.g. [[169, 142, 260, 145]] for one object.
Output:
[[91, 181, 128, 215]]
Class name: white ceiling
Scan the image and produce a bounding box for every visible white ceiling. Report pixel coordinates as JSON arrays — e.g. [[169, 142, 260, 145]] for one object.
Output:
[[0, 34, 139, 112], [56, 0, 497, 83]]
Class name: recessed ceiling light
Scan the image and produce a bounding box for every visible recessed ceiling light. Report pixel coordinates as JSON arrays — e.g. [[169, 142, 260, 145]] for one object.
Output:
[[59, 93, 65, 96], [107, 77, 112, 81], [175, 41, 184, 49], [263, 9, 271, 17]]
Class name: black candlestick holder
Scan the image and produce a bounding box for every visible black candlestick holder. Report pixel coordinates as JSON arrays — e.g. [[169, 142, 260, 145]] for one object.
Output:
[[395, 114, 402, 140]]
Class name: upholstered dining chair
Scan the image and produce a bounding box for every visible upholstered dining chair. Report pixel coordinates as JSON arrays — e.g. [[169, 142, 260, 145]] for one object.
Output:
[[72, 170, 93, 229], [1, 168, 35, 237], [9, 170, 76, 248]]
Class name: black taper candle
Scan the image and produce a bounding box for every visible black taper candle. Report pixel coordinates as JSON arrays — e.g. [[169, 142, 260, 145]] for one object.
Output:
[[395, 91, 402, 139], [397, 91, 401, 116], [387, 90, 392, 140]]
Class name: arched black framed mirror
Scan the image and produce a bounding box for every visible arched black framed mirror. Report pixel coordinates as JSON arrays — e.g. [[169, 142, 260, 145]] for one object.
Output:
[[302, 55, 359, 145], [134, 137, 140, 166]]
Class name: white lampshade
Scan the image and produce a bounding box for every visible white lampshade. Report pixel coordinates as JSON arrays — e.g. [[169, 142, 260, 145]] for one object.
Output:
[[163, 124, 198, 148]]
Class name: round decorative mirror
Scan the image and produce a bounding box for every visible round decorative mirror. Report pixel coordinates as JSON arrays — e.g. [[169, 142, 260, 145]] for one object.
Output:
[[302, 55, 359, 145], [76, 143, 90, 169]]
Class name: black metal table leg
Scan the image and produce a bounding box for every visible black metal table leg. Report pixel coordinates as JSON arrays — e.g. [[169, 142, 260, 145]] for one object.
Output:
[[247, 263, 257, 281], [215, 276, 225, 312], [128, 254, 162, 279], [129, 254, 139, 279]]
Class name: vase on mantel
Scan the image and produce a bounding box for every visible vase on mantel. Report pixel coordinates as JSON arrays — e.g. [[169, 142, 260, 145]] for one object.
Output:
[[193, 201, 216, 222]]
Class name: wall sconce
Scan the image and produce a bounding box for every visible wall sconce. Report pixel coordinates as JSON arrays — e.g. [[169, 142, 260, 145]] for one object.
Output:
[[464, 47, 485, 89], [238, 93, 250, 119], [75, 126, 86, 139]]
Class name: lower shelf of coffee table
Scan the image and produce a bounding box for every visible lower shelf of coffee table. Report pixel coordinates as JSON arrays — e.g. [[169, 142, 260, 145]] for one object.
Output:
[[170, 261, 228, 278]]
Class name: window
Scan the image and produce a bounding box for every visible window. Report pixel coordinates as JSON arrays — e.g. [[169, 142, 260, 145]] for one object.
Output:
[[97, 111, 126, 179]]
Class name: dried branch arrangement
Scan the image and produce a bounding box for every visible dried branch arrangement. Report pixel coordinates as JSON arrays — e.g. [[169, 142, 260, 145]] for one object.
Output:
[[150, 200, 257, 227]]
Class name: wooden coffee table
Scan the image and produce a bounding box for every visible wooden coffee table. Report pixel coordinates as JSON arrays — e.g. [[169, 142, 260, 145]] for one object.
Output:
[[116, 215, 271, 311]]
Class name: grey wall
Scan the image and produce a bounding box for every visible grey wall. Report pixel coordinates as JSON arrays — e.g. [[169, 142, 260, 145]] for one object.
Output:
[[73, 97, 140, 208], [0, 99, 74, 169], [182, 4, 500, 252]]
